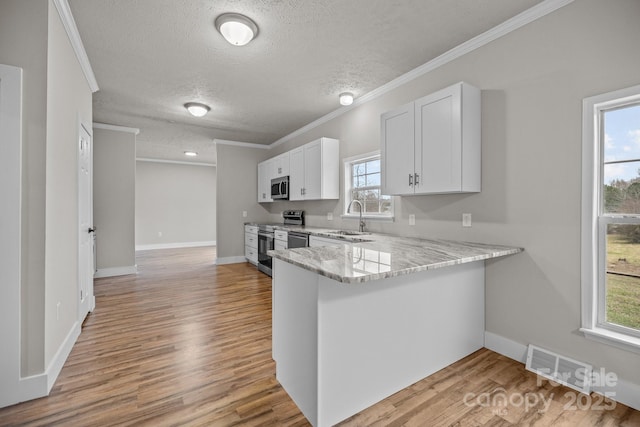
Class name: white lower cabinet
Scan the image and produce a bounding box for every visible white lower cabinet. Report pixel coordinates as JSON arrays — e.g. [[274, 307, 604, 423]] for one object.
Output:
[[309, 235, 346, 248], [275, 230, 288, 250], [245, 225, 258, 264]]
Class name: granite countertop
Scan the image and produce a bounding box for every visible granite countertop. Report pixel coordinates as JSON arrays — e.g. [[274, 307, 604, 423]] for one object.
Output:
[[267, 229, 523, 284]]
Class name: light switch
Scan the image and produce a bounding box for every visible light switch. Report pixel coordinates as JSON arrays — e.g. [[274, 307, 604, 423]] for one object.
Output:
[[409, 214, 415, 226], [242, 211, 248, 218], [327, 212, 333, 221]]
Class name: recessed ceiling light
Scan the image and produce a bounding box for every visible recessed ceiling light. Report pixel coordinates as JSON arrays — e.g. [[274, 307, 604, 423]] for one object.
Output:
[[339, 92, 354, 106], [184, 102, 210, 117], [215, 13, 259, 46], [184, 151, 198, 157]]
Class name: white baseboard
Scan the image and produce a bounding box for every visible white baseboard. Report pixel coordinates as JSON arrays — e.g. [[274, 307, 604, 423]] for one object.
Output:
[[135, 240, 216, 251], [45, 321, 81, 392], [0, 321, 81, 408], [215, 256, 249, 265], [484, 331, 528, 363], [94, 265, 137, 278], [484, 331, 640, 411]]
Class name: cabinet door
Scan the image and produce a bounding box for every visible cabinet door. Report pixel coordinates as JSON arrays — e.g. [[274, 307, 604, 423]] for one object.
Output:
[[289, 147, 305, 200], [309, 235, 344, 247], [381, 102, 415, 195], [303, 139, 322, 200], [257, 159, 273, 202], [415, 84, 462, 193], [273, 152, 290, 178]]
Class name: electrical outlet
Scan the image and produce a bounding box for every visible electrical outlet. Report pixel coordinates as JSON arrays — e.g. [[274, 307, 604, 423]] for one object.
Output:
[[242, 211, 248, 218], [327, 212, 333, 221], [409, 214, 416, 226], [462, 213, 472, 227], [158, 231, 163, 237]]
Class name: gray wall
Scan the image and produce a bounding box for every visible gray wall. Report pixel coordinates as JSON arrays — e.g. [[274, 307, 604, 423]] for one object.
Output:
[[44, 0, 93, 366], [0, 0, 48, 377], [216, 144, 271, 260], [0, 0, 92, 378], [216, 0, 640, 385], [135, 161, 216, 247], [93, 127, 136, 270]]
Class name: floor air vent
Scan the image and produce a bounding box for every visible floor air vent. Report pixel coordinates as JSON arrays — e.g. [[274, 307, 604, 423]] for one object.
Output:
[[525, 344, 592, 394]]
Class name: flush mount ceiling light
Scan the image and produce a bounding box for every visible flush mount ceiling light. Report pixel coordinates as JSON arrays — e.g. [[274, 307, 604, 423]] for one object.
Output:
[[184, 151, 198, 157], [215, 13, 259, 46], [339, 92, 354, 106], [184, 102, 210, 117]]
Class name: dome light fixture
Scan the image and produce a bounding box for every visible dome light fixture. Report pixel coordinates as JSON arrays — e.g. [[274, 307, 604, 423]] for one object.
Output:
[[339, 92, 354, 106], [184, 151, 198, 157], [215, 13, 259, 46], [184, 102, 210, 117]]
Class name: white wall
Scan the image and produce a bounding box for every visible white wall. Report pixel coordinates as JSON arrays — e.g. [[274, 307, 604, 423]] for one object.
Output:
[[135, 161, 216, 248], [216, 0, 640, 393], [93, 126, 136, 272]]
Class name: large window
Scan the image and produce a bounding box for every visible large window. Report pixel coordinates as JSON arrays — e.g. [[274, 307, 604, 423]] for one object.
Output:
[[343, 152, 393, 219], [582, 84, 640, 352]]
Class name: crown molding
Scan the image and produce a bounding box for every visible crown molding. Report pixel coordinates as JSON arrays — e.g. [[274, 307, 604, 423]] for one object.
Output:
[[93, 122, 140, 135], [136, 158, 216, 167], [270, 0, 575, 148], [52, 0, 99, 93], [214, 139, 271, 150]]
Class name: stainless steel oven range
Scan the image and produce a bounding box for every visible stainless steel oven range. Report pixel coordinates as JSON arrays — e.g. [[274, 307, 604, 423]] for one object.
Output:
[[257, 224, 275, 276], [257, 210, 305, 277]]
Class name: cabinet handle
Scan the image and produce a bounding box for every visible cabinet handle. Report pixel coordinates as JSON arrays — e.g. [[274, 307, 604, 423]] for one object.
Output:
[[301, 188, 304, 196], [414, 173, 419, 185], [409, 173, 413, 186]]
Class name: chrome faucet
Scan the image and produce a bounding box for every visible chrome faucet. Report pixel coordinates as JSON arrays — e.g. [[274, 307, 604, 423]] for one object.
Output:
[[347, 199, 365, 232]]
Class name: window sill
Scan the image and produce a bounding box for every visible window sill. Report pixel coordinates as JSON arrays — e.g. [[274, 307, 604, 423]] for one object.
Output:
[[580, 327, 640, 354], [341, 214, 394, 222]]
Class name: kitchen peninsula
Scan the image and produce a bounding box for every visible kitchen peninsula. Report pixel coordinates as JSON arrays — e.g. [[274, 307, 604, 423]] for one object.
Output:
[[269, 234, 522, 427]]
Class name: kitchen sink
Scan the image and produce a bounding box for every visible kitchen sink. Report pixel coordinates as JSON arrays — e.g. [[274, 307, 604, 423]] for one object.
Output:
[[329, 230, 371, 236]]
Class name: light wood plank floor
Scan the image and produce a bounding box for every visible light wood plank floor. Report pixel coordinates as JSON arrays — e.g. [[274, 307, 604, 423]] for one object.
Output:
[[1, 247, 638, 426]]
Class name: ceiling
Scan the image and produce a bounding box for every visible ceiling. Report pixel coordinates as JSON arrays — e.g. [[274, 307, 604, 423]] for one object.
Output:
[[68, 0, 543, 165]]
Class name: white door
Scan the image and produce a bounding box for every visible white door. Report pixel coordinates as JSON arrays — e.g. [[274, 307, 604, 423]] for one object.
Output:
[[415, 85, 461, 193], [289, 146, 305, 200], [303, 139, 322, 200], [381, 102, 415, 195], [257, 160, 268, 202], [78, 124, 94, 321]]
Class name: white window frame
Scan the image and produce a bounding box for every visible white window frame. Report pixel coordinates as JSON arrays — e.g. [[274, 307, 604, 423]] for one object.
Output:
[[581, 83, 640, 354], [342, 151, 394, 221]]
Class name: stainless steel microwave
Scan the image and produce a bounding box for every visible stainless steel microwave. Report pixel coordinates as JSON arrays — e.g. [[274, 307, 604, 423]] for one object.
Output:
[[271, 176, 289, 200]]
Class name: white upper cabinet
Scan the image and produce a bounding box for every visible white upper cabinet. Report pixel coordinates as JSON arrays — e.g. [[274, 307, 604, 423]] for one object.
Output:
[[381, 82, 481, 195], [257, 158, 274, 203], [380, 102, 415, 195], [272, 152, 290, 178], [289, 146, 305, 201], [290, 137, 339, 201]]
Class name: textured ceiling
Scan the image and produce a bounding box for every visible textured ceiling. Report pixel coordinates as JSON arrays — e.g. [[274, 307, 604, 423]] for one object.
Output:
[[68, 0, 543, 164]]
